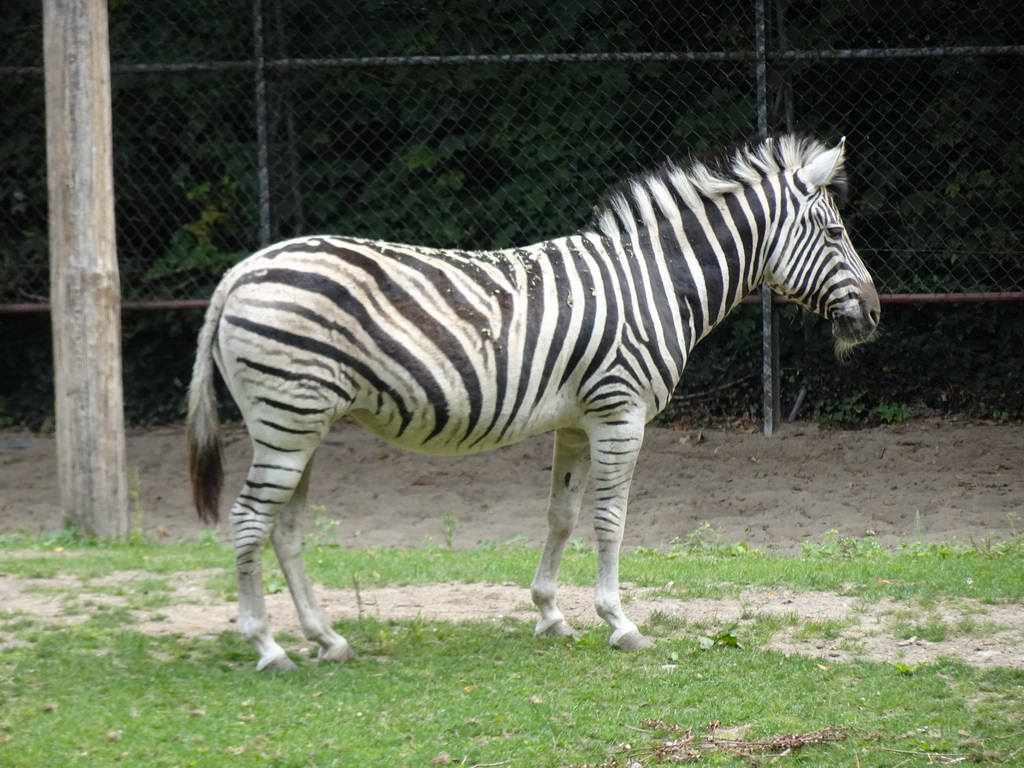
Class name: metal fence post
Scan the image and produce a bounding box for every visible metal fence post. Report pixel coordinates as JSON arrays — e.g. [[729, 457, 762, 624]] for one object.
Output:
[[253, 0, 271, 248], [755, 0, 781, 435]]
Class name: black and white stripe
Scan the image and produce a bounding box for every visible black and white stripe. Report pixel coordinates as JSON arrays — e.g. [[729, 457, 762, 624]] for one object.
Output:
[[188, 134, 880, 670]]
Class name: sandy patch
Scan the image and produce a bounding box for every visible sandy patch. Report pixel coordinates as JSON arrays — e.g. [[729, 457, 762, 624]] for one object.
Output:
[[2, 569, 1021, 668]]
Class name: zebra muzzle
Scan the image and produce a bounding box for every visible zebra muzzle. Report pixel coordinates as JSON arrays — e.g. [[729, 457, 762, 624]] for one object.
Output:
[[830, 281, 881, 347]]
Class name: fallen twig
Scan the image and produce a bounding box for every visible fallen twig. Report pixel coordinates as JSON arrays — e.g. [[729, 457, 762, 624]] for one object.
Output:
[[670, 373, 758, 403], [878, 747, 964, 758], [581, 723, 849, 765], [619, 723, 656, 734]]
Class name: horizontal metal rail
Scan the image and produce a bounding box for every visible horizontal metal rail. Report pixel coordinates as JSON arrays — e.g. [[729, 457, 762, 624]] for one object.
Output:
[[746, 292, 1024, 305], [2, 43, 1021, 78]]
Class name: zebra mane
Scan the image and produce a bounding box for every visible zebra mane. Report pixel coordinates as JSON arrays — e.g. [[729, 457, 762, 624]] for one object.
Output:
[[585, 134, 848, 238]]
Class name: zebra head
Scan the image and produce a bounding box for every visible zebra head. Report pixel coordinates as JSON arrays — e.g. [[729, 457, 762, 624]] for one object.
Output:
[[764, 137, 880, 356]]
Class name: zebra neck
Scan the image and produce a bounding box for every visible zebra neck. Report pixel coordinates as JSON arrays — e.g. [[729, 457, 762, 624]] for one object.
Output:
[[651, 211, 772, 352]]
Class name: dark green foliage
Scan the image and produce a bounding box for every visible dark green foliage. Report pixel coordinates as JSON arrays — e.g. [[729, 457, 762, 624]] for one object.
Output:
[[119, 311, 223, 426], [787, 303, 1024, 425], [1, 1, 1022, 426], [665, 300, 1024, 427]]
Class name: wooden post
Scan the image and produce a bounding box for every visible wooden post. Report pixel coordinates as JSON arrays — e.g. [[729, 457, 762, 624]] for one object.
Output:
[[43, 0, 128, 539]]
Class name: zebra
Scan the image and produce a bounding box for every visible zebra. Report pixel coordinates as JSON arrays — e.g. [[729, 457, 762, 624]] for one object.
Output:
[[188, 134, 880, 671]]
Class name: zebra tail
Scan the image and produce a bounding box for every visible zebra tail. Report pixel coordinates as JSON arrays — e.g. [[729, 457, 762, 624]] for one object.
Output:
[[186, 295, 226, 525]]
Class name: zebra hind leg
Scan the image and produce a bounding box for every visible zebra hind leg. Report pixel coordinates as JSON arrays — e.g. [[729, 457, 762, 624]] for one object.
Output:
[[270, 454, 353, 663], [231, 442, 318, 671], [531, 428, 591, 639]]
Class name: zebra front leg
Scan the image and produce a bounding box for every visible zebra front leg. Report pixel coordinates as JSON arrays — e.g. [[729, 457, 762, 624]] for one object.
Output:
[[587, 419, 653, 651], [270, 457, 353, 663], [532, 428, 591, 639]]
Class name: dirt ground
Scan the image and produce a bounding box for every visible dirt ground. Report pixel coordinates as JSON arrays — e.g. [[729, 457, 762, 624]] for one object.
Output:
[[1, 417, 1020, 552], [1, 417, 1022, 667]]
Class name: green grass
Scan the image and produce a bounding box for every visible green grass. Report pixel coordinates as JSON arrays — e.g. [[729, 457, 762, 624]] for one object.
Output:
[[2, 616, 1023, 766], [2, 536, 1022, 606], [1, 532, 1023, 766], [792, 617, 854, 643]]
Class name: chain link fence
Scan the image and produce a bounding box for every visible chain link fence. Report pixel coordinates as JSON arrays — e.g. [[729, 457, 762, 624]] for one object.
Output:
[[1, 0, 1023, 425], [3, 0, 1022, 308]]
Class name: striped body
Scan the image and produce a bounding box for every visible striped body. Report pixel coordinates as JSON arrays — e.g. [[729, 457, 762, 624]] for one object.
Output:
[[188, 135, 880, 670], [216, 233, 688, 457]]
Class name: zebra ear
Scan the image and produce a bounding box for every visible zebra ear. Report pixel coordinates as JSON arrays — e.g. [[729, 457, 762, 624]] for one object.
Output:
[[798, 137, 846, 189]]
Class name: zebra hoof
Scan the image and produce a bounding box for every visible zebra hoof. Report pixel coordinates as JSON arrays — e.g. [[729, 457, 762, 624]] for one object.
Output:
[[318, 642, 354, 663], [536, 618, 578, 639], [610, 630, 653, 651], [257, 652, 298, 672]]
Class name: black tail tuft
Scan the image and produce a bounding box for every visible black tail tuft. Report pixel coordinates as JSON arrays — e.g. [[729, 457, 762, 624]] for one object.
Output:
[[188, 421, 224, 524], [186, 296, 227, 525]]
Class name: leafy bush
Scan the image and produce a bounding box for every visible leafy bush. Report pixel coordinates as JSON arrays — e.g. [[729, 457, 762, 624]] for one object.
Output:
[[2, 0, 1023, 427]]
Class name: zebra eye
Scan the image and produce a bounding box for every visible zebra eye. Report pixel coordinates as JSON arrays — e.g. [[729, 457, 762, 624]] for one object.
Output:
[[825, 225, 845, 240]]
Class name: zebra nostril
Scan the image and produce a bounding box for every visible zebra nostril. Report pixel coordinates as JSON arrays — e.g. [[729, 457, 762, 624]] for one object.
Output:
[[869, 308, 880, 327]]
